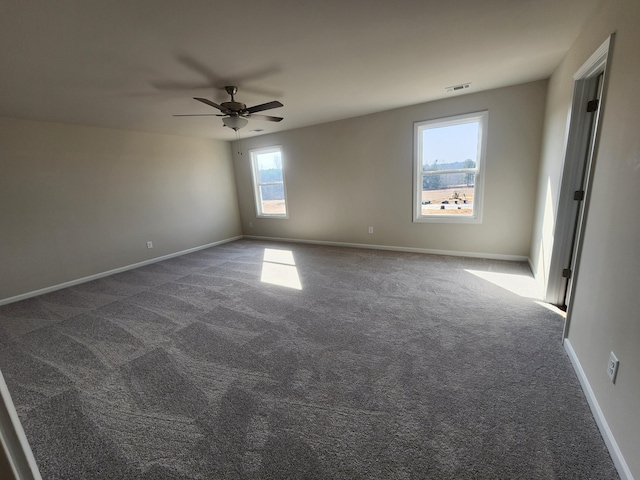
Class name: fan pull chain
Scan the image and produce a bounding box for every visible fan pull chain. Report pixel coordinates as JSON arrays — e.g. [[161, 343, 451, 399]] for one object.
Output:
[[235, 130, 243, 155]]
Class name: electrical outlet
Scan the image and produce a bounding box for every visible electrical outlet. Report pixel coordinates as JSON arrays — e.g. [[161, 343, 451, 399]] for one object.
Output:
[[249, 222, 253, 228], [368, 226, 373, 234], [607, 352, 619, 383], [146, 241, 153, 249]]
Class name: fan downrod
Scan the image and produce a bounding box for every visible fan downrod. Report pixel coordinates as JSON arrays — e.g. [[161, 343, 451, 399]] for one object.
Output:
[[224, 86, 238, 101]]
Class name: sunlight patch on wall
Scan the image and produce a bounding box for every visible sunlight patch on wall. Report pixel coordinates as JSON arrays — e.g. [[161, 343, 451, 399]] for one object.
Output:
[[465, 270, 541, 299], [541, 176, 556, 282], [261, 248, 302, 290]]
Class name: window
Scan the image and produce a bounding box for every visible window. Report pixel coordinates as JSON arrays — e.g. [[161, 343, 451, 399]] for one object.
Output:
[[414, 111, 488, 223], [250, 146, 288, 218]]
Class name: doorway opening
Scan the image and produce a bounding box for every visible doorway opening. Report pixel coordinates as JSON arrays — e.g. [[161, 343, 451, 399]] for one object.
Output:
[[546, 35, 614, 337]]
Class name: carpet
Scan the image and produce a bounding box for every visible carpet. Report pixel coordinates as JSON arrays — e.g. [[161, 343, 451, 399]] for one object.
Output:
[[0, 240, 619, 479]]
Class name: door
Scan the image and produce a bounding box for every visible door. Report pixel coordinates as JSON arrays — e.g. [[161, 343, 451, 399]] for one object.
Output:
[[561, 72, 604, 309]]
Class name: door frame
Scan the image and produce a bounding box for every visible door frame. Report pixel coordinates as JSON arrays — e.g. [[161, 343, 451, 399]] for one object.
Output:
[[0, 368, 41, 479], [543, 34, 614, 337]]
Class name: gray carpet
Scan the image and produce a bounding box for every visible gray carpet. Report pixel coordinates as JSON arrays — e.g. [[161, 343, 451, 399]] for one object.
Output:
[[0, 240, 618, 479]]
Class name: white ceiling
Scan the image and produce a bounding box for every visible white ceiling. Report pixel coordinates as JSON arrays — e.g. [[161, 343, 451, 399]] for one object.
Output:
[[0, 0, 600, 141]]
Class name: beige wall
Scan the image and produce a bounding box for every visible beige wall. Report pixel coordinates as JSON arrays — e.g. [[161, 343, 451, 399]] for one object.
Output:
[[0, 117, 241, 301], [530, 0, 640, 477], [233, 81, 547, 258]]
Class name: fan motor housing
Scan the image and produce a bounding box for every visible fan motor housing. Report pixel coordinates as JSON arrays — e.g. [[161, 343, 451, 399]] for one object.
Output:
[[221, 101, 246, 112]]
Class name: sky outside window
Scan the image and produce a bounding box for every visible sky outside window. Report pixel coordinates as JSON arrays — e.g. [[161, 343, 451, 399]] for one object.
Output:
[[257, 151, 282, 170], [422, 122, 479, 168]]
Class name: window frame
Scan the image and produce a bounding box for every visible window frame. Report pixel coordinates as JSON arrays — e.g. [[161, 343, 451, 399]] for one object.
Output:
[[249, 145, 289, 219], [413, 110, 488, 224]]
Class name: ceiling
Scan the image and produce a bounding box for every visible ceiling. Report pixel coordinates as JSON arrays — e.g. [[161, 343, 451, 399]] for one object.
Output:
[[0, 0, 600, 141]]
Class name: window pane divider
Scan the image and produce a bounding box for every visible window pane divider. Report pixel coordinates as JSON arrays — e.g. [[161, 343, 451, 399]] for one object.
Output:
[[422, 168, 478, 176]]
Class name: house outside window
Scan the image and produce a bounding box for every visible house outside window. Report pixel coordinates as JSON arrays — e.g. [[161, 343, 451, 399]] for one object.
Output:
[[414, 111, 488, 223], [250, 146, 288, 218]]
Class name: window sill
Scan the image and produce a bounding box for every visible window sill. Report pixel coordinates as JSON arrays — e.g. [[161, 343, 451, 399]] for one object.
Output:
[[256, 214, 289, 220], [414, 215, 482, 224]]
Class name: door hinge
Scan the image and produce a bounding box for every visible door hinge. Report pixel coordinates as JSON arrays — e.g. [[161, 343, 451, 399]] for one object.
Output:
[[587, 99, 599, 112], [562, 268, 572, 279], [574, 190, 585, 201]]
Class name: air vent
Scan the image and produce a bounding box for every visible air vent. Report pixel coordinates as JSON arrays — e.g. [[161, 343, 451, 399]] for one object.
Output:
[[446, 83, 471, 93]]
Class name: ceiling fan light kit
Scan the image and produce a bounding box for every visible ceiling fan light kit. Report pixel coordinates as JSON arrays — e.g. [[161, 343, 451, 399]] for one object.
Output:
[[174, 86, 283, 131], [222, 115, 249, 131]]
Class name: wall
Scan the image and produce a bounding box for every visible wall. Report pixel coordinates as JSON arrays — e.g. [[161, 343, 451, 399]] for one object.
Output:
[[233, 81, 547, 259], [530, 0, 640, 477], [0, 117, 242, 301]]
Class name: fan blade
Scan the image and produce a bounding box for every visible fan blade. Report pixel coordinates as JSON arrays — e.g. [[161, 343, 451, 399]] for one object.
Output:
[[193, 97, 226, 111], [245, 100, 283, 114], [248, 114, 283, 122], [173, 114, 223, 117]]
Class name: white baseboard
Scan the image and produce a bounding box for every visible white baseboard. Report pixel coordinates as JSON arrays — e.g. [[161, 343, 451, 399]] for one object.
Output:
[[243, 235, 530, 262], [564, 339, 634, 480], [527, 257, 536, 277], [0, 236, 242, 307], [3, 234, 530, 307]]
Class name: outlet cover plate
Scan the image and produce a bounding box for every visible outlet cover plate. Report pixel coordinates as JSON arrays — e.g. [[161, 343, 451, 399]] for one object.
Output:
[[607, 352, 619, 383]]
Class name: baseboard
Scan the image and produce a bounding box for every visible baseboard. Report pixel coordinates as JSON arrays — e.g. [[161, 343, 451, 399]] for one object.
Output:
[[1, 233, 528, 306], [564, 339, 634, 480], [243, 235, 529, 262], [527, 257, 536, 277], [0, 236, 242, 307]]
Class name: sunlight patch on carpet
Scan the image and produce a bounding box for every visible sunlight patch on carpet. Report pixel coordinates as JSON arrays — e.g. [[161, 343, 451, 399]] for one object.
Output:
[[465, 269, 541, 299], [261, 249, 302, 290]]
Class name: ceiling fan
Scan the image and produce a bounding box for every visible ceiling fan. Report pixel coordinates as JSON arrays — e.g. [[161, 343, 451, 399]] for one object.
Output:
[[173, 86, 283, 131]]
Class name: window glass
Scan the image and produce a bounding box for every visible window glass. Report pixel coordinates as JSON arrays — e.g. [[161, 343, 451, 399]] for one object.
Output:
[[414, 112, 487, 223], [257, 155, 283, 183], [250, 146, 288, 218]]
